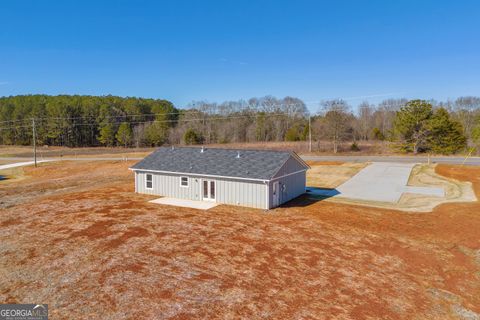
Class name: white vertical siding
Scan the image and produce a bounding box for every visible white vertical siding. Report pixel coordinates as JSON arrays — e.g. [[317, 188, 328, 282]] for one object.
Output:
[[268, 171, 306, 208], [134, 173, 137, 192], [135, 171, 268, 209], [214, 178, 267, 209], [136, 171, 201, 200]]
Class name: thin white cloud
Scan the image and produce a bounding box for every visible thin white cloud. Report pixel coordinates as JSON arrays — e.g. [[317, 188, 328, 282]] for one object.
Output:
[[307, 92, 406, 104], [0, 81, 9, 85]]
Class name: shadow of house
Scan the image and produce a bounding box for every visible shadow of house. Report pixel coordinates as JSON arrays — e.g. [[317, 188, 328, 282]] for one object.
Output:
[[306, 187, 341, 198], [279, 187, 340, 208]]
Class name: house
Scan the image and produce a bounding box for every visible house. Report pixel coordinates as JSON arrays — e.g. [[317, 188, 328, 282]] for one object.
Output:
[[129, 147, 310, 209]]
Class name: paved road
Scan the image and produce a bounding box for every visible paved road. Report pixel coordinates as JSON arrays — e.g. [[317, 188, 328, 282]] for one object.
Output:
[[0, 160, 53, 170], [0, 157, 143, 162], [1, 155, 479, 166], [301, 155, 480, 166]]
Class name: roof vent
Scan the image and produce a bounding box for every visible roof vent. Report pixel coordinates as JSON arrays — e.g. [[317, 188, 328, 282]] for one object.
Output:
[[201, 146, 205, 153], [236, 151, 241, 159]]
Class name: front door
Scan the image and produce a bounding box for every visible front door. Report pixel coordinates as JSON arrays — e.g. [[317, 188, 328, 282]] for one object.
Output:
[[202, 180, 216, 201], [272, 181, 280, 207]]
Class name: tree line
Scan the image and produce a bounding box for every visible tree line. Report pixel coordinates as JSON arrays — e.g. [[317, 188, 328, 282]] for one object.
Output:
[[1, 94, 479, 154], [313, 98, 478, 155]]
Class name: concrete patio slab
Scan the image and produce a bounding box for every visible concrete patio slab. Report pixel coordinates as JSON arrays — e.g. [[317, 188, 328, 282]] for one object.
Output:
[[309, 162, 444, 203], [149, 197, 218, 210]]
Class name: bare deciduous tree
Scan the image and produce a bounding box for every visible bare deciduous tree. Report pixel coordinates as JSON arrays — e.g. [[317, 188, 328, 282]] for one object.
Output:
[[319, 100, 352, 153], [452, 96, 480, 139], [357, 101, 374, 140], [373, 99, 407, 139]]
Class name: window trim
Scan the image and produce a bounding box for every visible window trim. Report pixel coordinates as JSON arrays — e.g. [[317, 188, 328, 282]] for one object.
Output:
[[180, 176, 189, 188], [145, 173, 153, 189]]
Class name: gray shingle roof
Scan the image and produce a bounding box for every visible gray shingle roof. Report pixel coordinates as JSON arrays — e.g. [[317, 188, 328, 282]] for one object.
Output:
[[130, 147, 299, 180]]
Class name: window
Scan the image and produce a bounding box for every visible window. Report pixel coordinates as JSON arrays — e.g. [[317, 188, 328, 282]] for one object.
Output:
[[146, 174, 153, 189], [180, 176, 189, 187], [203, 180, 208, 198], [210, 180, 215, 198], [202, 180, 215, 200]]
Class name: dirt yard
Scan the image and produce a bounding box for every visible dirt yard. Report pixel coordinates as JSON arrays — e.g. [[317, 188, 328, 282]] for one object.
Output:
[[1, 161, 480, 319]]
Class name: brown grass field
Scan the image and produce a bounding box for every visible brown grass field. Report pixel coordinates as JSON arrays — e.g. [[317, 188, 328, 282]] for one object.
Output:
[[2, 142, 478, 162], [0, 141, 413, 158], [1, 161, 480, 319]]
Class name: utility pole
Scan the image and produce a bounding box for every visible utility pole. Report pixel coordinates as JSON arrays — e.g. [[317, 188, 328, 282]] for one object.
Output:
[[308, 115, 312, 152], [32, 118, 37, 167]]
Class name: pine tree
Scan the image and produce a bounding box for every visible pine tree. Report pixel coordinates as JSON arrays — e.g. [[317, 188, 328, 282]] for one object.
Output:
[[145, 122, 168, 146], [285, 125, 301, 141], [116, 122, 132, 148], [472, 117, 480, 153], [394, 100, 433, 153], [255, 112, 266, 141], [372, 127, 385, 140], [301, 122, 309, 141], [98, 123, 116, 146], [184, 128, 202, 145], [426, 108, 466, 154]]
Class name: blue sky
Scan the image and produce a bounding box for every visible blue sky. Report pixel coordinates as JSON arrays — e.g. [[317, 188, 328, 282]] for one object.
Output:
[[1, 0, 479, 111]]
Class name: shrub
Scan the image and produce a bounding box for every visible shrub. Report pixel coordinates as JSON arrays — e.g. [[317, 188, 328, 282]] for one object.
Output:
[[350, 142, 360, 151], [372, 127, 385, 140], [183, 128, 203, 145]]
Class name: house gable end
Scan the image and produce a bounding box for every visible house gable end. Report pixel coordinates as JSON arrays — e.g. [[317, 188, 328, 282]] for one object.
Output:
[[271, 154, 309, 179]]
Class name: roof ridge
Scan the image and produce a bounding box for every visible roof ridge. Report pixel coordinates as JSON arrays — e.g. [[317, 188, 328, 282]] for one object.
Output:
[[159, 146, 292, 153]]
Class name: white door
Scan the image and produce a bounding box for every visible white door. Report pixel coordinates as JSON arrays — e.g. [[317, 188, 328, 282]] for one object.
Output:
[[202, 180, 216, 201], [272, 181, 280, 207]]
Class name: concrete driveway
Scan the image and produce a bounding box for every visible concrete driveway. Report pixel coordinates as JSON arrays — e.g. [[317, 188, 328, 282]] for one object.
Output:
[[309, 162, 444, 203], [149, 197, 218, 210]]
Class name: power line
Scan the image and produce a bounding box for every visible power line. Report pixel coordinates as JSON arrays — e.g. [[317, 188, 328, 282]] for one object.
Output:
[[0, 112, 300, 131], [0, 101, 410, 127], [0, 118, 32, 124], [0, 101, 421, 132], [57, 112, 298, 127], [12, 101, 310, 123], [6, 99, 454, 132], [0, 100, 415, 126], [0, 124, 32, 131]]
